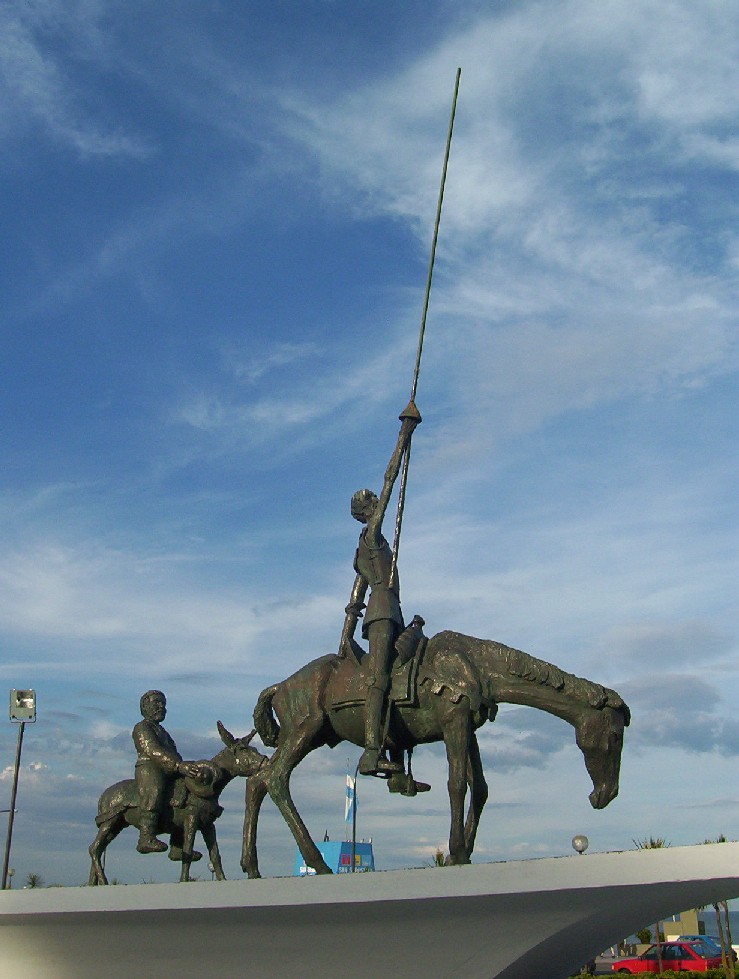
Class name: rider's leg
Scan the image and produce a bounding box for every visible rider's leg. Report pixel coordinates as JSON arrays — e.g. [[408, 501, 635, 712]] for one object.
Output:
[[359, 621, 403, 776], [387, 747, 431, 795], [137, 810, 167, 853], [135, 764, 168, 853]]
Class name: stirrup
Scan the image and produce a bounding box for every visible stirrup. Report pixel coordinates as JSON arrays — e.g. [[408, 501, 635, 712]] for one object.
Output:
[[358, 748, 403, 777]]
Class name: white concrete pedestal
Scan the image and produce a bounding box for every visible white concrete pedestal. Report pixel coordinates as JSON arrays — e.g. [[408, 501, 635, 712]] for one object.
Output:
[[1, 843, 738, 979]]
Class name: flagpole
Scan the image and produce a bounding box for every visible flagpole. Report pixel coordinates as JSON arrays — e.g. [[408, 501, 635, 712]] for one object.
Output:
[[351, 759, 360, 871], [389, 67, 461, 588]]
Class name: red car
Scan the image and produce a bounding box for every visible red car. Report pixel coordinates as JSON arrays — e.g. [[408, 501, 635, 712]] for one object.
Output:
[[612, 940, 723, 972]]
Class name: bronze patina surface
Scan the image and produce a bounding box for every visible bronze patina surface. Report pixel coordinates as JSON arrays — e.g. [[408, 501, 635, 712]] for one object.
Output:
[[340, 401, 422, 777], [89, 713, 267, 884], [241, 630, 629, 878]]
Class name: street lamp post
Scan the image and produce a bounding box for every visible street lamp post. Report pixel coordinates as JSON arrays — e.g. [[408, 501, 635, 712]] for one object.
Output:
[[2, 689, 36, 890]]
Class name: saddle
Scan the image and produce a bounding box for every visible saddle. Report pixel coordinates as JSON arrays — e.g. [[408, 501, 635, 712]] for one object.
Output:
[[327, 620, 427, 712], [95, 763, 222, 829]]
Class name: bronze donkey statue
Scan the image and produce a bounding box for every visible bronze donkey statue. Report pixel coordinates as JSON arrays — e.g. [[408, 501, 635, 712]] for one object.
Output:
[[89, 722, 268, 884]]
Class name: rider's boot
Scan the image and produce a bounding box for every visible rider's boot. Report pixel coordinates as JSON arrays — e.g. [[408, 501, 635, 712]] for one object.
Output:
[[136, 811, 168, 853], [358, 684, 403, 777], [168, 845, 202, 862], [387, 772, 431, 795]]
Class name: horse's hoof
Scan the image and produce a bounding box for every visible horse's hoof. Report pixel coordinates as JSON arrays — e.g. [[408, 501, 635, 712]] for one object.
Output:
[[447, 854, 470, 866]]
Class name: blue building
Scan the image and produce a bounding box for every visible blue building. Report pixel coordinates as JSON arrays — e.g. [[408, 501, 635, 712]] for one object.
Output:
[[293, 840, 374, 875]]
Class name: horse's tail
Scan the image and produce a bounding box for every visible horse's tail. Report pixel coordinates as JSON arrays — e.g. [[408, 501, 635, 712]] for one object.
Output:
[[254, 684, 280, 748]]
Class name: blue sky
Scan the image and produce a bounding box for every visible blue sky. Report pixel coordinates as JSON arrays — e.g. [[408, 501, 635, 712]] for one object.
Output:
[[1, 0, 738, 886]]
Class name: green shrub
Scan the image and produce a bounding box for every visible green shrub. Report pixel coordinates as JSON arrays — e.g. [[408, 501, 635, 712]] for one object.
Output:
[[611, 971, 729, 978]]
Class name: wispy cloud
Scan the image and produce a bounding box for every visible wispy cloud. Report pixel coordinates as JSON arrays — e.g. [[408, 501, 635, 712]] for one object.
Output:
[[619, 672, 739, 756], [274, 1, 739, 459], [173, 332, 416, 447], [0, 0, 150, 158], [228, 342, 320, 385], [2, 0, 738, 885], [0, 539, 267, 671]]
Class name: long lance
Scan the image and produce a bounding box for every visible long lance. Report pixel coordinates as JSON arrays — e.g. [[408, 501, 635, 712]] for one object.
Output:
[[389, 67, 461, 589]]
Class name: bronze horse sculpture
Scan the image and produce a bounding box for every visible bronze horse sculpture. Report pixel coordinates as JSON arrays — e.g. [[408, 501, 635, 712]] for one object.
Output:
[[89, 722, 268, 884], [241, 631, 629, 877]]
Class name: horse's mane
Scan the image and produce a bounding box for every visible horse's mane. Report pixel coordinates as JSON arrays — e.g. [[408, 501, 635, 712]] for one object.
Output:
[[433, 632, 630, 724], [499, 643, 628, 718]]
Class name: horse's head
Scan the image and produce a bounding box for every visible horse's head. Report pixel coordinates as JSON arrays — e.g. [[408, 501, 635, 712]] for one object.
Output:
[[575, 703, 629, 809], [216, 720, 270, 777]]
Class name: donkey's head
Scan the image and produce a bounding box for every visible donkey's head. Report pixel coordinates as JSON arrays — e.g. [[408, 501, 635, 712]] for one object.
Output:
[[216, 720, 270, 777]]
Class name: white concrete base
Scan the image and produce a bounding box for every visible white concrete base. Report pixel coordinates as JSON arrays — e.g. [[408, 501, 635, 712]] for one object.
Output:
[[1, 844, 739, 979]]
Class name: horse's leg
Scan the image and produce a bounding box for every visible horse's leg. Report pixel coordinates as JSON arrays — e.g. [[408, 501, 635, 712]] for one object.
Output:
[[242, 771, 269, 878], [88, 818, 124, 886], [463, 731, 488, 860], [200, 822, 225, 881], [442, 702, 472, 865], [263, 728, 332, 875]]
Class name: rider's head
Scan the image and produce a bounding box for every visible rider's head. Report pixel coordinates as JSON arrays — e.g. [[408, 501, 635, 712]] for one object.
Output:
[[351, 488, 378, 524], [140, 690, 166, 721]]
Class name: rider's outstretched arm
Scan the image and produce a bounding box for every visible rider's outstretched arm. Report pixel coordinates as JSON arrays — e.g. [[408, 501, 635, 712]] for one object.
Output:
[[367, 401, 421, 546]]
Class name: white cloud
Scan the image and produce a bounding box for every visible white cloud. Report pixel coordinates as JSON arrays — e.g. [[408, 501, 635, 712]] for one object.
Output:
[[229, 342, 320, 385], [0, 0, 150, 157], [601, 621, 733, 667], [2, 0, 739, 886], [173, 332, 415, 447], [0, 539, 264, 671], [265, 2, 739, 470]]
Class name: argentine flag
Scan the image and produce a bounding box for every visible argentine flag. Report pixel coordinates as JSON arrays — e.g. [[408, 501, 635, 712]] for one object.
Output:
[[345, 769, 356, 824]]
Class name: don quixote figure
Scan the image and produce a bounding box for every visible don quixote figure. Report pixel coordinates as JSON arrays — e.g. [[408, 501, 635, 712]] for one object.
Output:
[[239, 70, 629, 879]]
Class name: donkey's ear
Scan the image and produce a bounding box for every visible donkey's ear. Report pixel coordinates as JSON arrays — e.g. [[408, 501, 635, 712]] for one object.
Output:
[[243, 728, 257, 746], [217, 720, 236, 747]]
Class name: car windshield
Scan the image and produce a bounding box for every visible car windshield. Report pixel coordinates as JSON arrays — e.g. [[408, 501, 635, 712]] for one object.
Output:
[[686, 940, 719, 958], [678, 935, 720, 946]]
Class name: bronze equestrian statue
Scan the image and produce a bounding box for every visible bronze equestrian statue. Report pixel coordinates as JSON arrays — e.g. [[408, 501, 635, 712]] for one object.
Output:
[[242, 627, 629, 878], [240, 402, 629, 878]]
